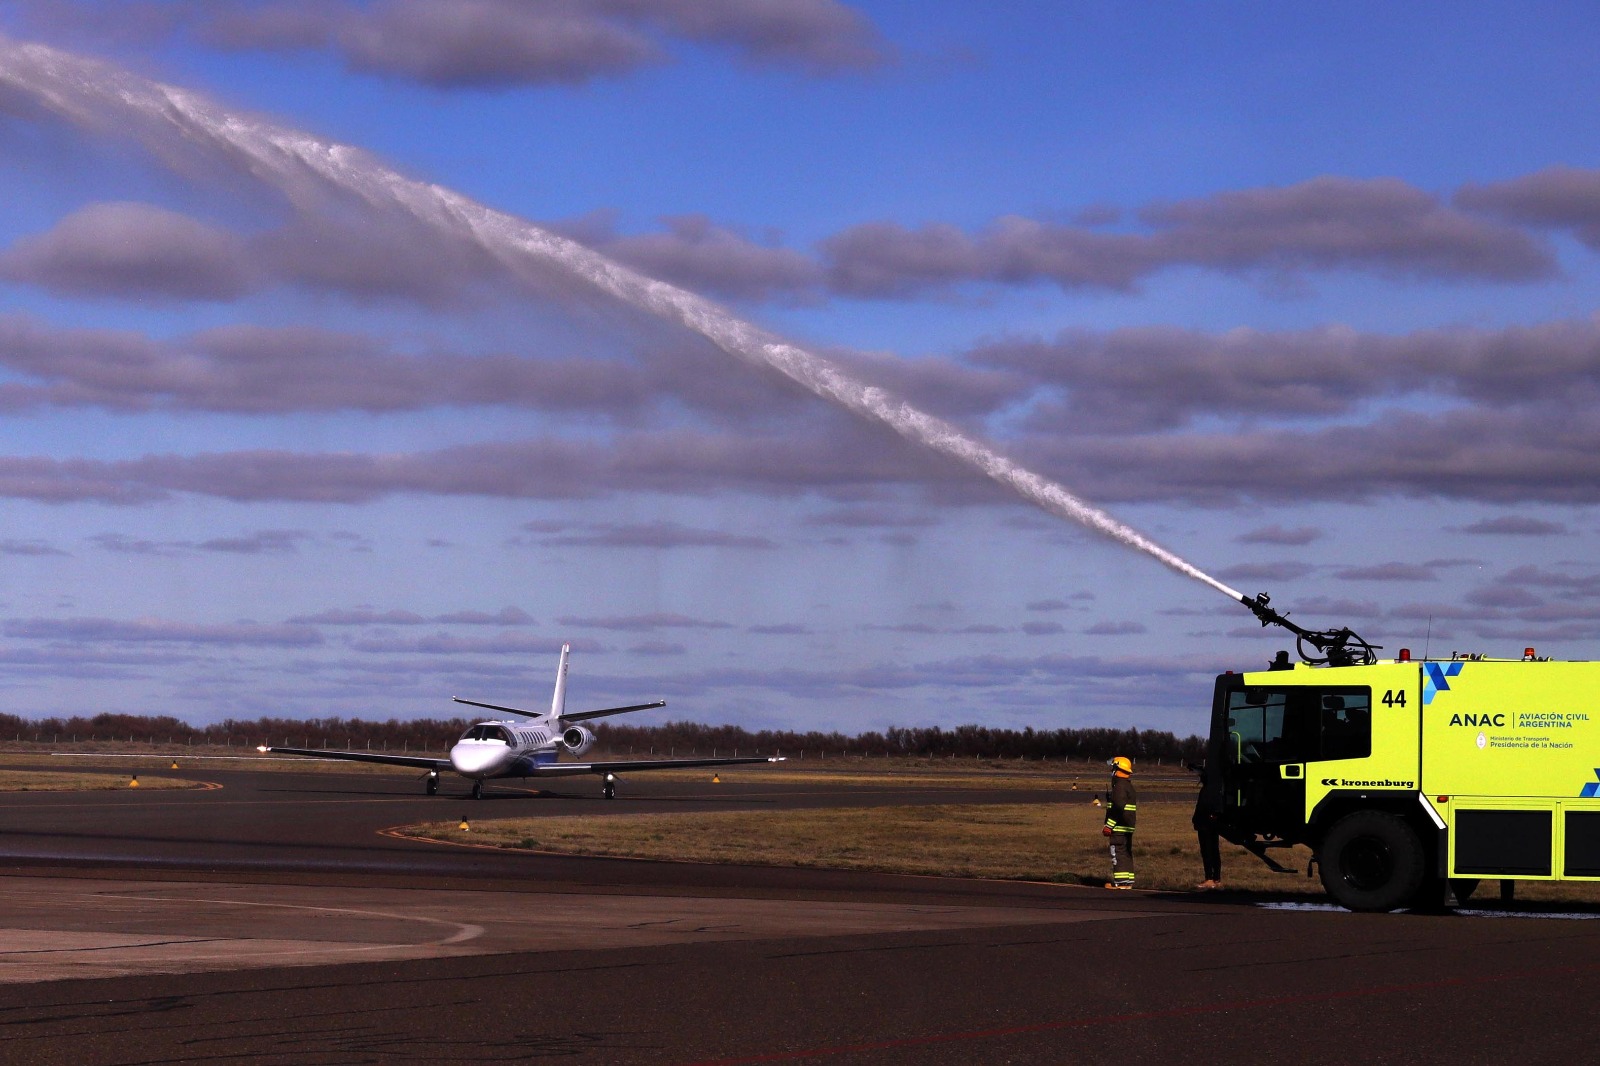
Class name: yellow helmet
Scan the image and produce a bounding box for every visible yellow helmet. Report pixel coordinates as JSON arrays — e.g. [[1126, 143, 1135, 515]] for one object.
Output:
[[1111, 756, 1132, 774]]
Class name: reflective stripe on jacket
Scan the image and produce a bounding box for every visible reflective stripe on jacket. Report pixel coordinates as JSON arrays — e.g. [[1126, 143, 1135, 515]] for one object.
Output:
[[1105, 774, 1137, 833]]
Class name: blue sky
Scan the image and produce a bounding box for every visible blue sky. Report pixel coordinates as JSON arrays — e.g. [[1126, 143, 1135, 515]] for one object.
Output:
[[0, 2, 1599, 737]]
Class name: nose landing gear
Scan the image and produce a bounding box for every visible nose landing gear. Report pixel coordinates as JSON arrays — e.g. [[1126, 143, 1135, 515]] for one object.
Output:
[[602, 772, 617, 800], [471, 780, 484, 800], [425, 772, 439, 796]]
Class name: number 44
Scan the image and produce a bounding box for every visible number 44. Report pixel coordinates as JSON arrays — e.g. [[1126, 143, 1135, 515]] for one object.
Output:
[[1381, 689, 1408, 708]]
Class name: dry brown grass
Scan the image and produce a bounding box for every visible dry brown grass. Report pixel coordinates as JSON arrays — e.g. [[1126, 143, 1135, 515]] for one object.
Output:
[[403, 799, 1318, 892], [406, 798, 1600, 906]]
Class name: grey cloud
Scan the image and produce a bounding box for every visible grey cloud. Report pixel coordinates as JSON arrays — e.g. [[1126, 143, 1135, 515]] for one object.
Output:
[[628, 641, 686, 656], [0, 539, 67, 557], [821, 177, 1551, 300], [198, 529, 310, 554], [1457, 166, 1600, 250], [974, 318, 1600, 434], [1141, 176, 1552, 283], [821, 217, 1153, 298], [1025, 599, 1072, 612], [199, 0, 887, 87], [803, 505, 934, 529], [204, 0, 660, 87], [1216, 562, 1313, 583], [253, 209, 505, 307], [1465, 585, 1543, 609], [831, 347, 1034, 420], [1236, 524, 1323, 546], [290, 607, 429, 626], [1459, 516, 1569, 536], [350, 632, 588, 654], [4, 616, 321, 646], [1085, 621, 1147, 636], [1385, 602, 1489, 622], [90, 533, 187, 555], [0, 202, 255, 301], [569, 213, 824, 303], [1020, 621, 1064, 636], [1017, 405, 1600, 507], [1332, 563, 1438, 582], [0, 422, 966, 506], [749, 623, 810, 635], [0, 315, 653, 416], [1291, 597, 1384, 620], [289, 605, 536, 627], [530, 520, 777, 549], [556, 612, 733, 631], [434, 607, 537, 626], [603, 0, 888, 72]]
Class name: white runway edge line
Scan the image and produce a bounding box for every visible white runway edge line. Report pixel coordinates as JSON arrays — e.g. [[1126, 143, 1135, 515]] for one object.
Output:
[[0, 36, 1242, 605]]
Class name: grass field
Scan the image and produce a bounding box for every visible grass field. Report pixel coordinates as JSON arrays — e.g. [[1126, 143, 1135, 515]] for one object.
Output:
[[404, 799, 1600, 906], [406, 800, 1314, 893]]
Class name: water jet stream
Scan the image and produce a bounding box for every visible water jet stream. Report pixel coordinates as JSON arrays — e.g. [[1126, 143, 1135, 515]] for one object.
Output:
[[0, 36, 1245, 605]]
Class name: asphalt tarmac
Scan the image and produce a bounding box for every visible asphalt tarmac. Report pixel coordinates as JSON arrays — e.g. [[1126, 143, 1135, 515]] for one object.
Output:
[[0, 763, 1591, 1064]]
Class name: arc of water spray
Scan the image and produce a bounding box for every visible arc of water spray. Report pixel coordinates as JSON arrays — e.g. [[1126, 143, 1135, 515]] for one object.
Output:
[[0, 36, 1245, 605]]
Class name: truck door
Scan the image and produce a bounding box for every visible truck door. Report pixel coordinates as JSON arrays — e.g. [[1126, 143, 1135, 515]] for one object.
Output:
[[1212, 681, 1374, 842], [1221, 687, 1313, 839]]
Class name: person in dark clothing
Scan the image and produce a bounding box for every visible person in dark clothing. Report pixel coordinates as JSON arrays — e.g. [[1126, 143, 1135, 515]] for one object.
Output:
[[1192, 776, 1223, 889], [1103, 756, 1137, 889]]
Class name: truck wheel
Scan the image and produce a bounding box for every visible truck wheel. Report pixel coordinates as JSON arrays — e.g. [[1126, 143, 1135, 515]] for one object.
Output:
[[1319, 812, 1426, 912]]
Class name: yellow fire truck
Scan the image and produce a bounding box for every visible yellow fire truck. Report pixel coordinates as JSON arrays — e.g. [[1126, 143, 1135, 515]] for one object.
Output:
[[1204, 594, 1600, 911]]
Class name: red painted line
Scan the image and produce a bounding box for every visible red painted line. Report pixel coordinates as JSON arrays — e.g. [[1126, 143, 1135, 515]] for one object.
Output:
[[676, 961, 1594, 1065]]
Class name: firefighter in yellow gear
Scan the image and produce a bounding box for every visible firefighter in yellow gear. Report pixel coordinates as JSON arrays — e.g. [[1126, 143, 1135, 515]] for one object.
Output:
[[1103, 756, 1137, 889]]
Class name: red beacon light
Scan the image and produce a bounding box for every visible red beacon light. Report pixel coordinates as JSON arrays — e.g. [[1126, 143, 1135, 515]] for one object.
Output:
[[1524, 647, 1537, 661], [1398, 648, 1411, 662]]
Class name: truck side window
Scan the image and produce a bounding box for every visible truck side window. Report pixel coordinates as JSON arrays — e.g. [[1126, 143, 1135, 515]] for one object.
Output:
[[1319, 692, 1372, 761]]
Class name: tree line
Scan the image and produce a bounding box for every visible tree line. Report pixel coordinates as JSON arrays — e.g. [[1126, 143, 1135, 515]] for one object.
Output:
[[0, 712, 1204, 763]]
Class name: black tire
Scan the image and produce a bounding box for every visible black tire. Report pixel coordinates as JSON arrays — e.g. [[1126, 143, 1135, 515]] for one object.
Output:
[[1450, 878, 1480, 904], [426, 777, 439, 796], [471, 780, 483, 800], [1319, 811, 1426, 912]]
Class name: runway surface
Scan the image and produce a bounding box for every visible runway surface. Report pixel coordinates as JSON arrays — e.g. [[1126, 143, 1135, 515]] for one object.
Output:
[[0, 763, 1591, 1064]]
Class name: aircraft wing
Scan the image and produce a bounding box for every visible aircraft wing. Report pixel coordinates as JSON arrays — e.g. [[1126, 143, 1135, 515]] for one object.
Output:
[[258, 746, 452, 772], [524, 755, 785, 778]]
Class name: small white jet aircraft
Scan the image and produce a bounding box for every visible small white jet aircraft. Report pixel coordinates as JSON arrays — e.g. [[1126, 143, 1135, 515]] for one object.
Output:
[[260, 644, 782, 799]]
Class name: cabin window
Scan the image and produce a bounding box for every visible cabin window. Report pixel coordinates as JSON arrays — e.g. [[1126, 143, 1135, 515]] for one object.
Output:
[[1227, 687, 1371, 764]]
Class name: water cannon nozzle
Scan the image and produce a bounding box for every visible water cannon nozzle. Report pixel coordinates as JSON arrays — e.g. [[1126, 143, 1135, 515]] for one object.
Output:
[[1237, 589, 1380, 668]]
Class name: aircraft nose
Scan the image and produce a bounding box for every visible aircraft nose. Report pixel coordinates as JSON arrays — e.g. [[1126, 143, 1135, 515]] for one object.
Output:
[[450, 744, 504, 777]]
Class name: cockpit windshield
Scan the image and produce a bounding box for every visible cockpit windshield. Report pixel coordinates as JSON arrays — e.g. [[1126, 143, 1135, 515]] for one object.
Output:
[[460, 724, 511, 744]]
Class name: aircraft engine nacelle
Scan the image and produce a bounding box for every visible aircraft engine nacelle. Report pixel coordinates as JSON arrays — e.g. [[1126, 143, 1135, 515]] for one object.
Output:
[[561, 725, 596, 757]]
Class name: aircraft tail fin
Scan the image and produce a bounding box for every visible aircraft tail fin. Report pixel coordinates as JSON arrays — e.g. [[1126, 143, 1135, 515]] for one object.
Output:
[[550, 642, 570, 718]]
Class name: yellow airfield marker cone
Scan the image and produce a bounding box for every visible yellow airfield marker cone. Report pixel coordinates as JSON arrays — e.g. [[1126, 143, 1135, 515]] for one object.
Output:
[[129, 775, 139, 788], [170, 761, 180, 770], [1091, 797, 1101, 807], [458, 817, 470, 831], [712, 774, 721, 783]]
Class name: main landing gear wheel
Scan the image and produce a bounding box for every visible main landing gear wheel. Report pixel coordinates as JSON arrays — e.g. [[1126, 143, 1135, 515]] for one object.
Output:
[[471, 780, 484, 800], [602, 774, 616, 800], [425, 774, 439, 796]]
